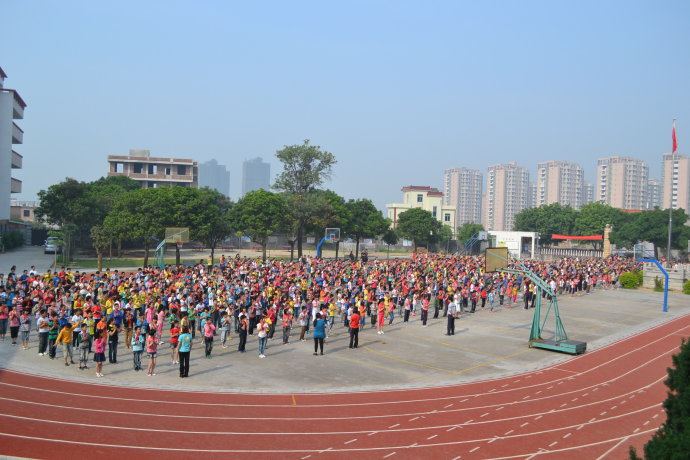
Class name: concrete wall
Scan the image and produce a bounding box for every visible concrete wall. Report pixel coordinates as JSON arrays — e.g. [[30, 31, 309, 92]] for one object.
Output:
[[642, 263, 688, 291]]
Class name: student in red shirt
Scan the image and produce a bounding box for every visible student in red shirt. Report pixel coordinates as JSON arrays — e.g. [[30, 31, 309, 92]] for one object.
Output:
[[349, 310, 360, 349], [170, 320, 180, 364]]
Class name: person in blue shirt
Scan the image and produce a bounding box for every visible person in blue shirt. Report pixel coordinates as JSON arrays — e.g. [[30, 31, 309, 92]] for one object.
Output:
[[312, 313, 326, 356], [130, 326, 145, 371], [177, 327, 193, 378]]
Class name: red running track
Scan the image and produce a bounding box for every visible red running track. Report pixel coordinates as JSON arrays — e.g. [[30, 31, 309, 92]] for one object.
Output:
[[1, 312, 688, 460]]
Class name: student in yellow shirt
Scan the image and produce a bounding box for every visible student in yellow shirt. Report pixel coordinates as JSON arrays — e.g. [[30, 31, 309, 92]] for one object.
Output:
[[55, 321, 80, 366]]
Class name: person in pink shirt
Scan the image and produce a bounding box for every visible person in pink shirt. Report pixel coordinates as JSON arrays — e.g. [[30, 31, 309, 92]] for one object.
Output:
[[146, 329, 158, 376], [203, 319, 216, 358], [156, 308, 165, 344], [93, 330, 107, 377]]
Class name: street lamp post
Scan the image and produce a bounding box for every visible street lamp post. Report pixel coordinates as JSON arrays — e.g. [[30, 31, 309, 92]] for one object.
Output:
[[667, 207, 673, 267]]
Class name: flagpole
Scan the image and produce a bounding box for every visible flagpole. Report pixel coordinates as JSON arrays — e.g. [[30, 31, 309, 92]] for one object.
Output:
[[667, 119, 677, 267]]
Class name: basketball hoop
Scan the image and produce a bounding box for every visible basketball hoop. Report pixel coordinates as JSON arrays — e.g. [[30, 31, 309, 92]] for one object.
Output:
[[176, 242, 183, 249]]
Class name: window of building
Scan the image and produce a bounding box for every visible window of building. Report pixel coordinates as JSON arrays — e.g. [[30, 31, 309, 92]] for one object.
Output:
[[114, 163, 124, 173], [133, 163, 143, 174], [178, 165, 187, 175], [148, 181, 157, 188], [432, 206, 437, 217], [444, 213, 451, 222], [165, 167, 171, 175], [417, 194, 423, 203], [23, 209, 30, 217], [148, 164, 158, 174]]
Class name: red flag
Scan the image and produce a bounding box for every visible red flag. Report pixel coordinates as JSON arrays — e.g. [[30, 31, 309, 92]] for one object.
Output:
[[672, 120, 678, 153]]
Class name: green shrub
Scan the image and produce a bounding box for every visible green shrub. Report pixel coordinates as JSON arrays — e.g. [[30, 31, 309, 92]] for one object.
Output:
[[620, 272, 640, 289], [633, 270, 644, 287], [684, 280, 690, 295], [654, 276, 665, 292], [1, 231, 23, 250]]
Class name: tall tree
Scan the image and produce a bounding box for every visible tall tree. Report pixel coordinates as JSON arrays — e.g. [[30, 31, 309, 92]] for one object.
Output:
[[273, 140, 337, 257], [231, 189, 288, 261], [344, 198, 389, 259], [307, 190, 350, 259], [396, 208, 442, 250], [190, 188, 234, 264], [382, 228, 399, 258], [513, 203, 577, 246]]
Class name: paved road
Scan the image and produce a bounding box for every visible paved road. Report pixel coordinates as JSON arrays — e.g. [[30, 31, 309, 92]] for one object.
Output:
[[0, 245, 57, 274]]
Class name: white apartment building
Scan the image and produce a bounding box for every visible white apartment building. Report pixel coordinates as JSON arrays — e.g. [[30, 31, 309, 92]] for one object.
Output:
[[483, 162, 530, 231], [0, 67, 26, 227], [443, 167, 482, 226], [386, 185, 456, 234], [536, 161, 585, 208], [596, 156, 648, 210], [646, 178, 662, 210], [661, 153, 689, 211]]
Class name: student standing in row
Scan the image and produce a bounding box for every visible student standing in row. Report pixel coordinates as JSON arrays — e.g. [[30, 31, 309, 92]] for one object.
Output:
[[178, 326, 192, 377], [93, 330, 107, 377], [131, 326, 145, 371], [313, 313, 326, 355]]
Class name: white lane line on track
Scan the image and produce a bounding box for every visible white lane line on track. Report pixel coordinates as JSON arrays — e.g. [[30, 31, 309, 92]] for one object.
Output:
[[496, 406, 504, 411], [464, 419, 474, 424], [502, 384, 509, 388], [444, 404, 453, 408], [301, 456, 311, 459], [571, 398, 578, 402], [643, 420, 650, 426], [504, 430, 514, 435], [459, 398, 469, 403], [0, 377, 665, 431], [480, 412, 490, 418], [563, 433, 571, 439], [446, 426, 457, 432], [452, 456, 462, 460], [595, 435, 630, 460], [522, 396, 531, 400], [388, 424, 400, 428], [488, 437, 498, 444], [634, 428, 640, 433], [382, 453, 396, 458], [576, 425, 584, 431], [582, 393, 589, 397], [520, 422, 530, 428], [600, 412, 607, 416], [652, 414, 659, 419], [469, 447, 480, 453], [534, 415, 542, 421], [367, 432, 377, 436], [611, 405, 617, 410], [0, 427, 662, 454], [560, 404, 567, 408], [409, 417, 419, 421], [549, 441, 558, 447], [535, 391, 542, 395], [319, 448, 332, 453], [344, 438, 357, 444], [427, 435, 437, 440]]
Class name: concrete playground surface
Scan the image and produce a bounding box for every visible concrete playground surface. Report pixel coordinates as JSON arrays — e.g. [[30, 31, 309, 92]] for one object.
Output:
[[0, 281, 687, 394]]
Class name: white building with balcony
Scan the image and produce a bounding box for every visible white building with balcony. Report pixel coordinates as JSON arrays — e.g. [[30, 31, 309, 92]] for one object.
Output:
[[0, 67, 26, 227], [108, 149, 199, 189], [386, 185, 456, 235]]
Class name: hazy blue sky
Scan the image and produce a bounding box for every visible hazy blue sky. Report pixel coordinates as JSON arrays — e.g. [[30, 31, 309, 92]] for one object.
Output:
[[2, 0, 689, 209]]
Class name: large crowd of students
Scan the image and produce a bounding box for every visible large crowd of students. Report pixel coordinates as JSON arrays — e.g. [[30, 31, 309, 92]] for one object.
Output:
[[0, 254, 640, 379]]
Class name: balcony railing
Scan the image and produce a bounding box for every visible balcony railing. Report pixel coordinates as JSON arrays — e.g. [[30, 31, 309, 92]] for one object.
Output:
[[12, 122, 23, 144], [11, 178, 22, 193], [11, 150, 22, 169]]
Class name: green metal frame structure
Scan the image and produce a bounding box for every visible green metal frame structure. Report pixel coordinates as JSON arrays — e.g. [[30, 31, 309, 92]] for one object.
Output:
[[154, 240, 166, 270], [498, 258, 586, 355]]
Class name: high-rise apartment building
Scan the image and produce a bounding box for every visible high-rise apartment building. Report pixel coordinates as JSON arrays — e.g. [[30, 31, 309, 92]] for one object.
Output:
[[646, 178, 662, 210], [661, 153, 689, 211], [443, 167, 482, 226], [242, 157, 271, 195], [0, 67, 26, 226], [107, 149, 199, 188], [484, 162, 530, 231], [199, 159, 230, 198], [596, 156, 648, 210], [582, 181, 594, 205], [536, 161, 585, 208]]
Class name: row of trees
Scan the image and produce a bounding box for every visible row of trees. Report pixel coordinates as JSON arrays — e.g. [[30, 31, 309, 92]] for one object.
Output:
[[513, 202, 690, 257], [38, 140, 460, 266]]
